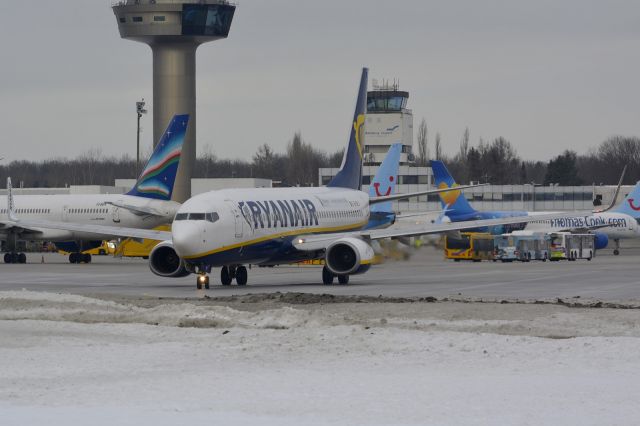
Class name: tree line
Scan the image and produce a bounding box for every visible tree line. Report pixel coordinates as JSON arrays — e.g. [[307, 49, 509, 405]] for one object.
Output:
[[414, 118, 640, 186], [1, 127, 639, 188]]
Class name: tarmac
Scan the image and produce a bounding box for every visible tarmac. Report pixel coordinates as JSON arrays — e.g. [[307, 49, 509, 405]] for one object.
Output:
[[1, 246, 639, 301]]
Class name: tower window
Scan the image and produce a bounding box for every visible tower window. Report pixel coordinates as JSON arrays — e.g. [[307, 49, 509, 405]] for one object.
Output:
[[153, 16, 166, 22], [132, 16, 143, 23], [119, 17, 126, 23]]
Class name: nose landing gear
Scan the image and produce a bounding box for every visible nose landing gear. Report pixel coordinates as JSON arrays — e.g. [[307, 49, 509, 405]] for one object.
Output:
[[196, 274, 210, 290]]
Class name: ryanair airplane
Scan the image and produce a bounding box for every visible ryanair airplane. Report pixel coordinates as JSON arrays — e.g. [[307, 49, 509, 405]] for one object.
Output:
[[7, 69, 576, 287], [0, 115, 188, 264]]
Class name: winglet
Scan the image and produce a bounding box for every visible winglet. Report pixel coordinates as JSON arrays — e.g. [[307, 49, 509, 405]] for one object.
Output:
[[7, 177, 17, 222], [594, 164, 627, 213]]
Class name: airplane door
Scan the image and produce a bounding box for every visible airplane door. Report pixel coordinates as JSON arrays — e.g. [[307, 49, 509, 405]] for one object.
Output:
[[112, 206, 120, 223], [62, 206, 69, 222], [227, 201, 245, 239]]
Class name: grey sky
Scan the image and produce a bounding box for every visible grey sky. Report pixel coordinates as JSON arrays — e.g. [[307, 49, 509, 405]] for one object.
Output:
[[1, 0, 639, 163]]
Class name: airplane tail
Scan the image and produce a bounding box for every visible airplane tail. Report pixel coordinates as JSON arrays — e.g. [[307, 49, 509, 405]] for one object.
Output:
[[327, 67, 368, 190], [430, 160, 478, 218], [127, 114, 189, 200], [613, 181, 640, 217], [370, 143, 402, 213]]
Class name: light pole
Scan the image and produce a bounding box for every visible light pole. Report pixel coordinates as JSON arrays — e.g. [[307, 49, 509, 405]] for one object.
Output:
[[136, 99, 147, 174], [529, 181, 542, 211]]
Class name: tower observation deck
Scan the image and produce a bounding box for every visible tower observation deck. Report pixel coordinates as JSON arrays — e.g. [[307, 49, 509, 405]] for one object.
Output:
[[112, 0, 236, 202]]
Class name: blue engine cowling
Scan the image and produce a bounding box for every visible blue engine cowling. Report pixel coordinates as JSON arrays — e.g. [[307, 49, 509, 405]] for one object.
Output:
[[594, 233, 609, 250]]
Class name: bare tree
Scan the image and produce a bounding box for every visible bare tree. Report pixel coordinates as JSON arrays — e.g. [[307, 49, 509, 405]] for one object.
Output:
[[434, 132, 442, 161], [416, 118, 429, 166]]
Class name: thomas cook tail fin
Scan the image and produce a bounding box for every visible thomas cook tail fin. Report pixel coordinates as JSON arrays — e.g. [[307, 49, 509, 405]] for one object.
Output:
[[327, 68, 368, 190], [127, 114, 189, 200], [370, 143, 402, 213], [614, 181, 640, 218], [430, 160, 477, 218]]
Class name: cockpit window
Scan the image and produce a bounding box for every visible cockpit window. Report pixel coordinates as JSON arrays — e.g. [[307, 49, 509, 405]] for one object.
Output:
[[175, 212, 219, 222]]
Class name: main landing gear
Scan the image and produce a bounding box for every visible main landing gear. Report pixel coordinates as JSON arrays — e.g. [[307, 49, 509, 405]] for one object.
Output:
[[3, 252, 26, 264], [68, 253, 92, 264], [196, 265, 249, 289], [322, 266, 349, 285], [220, 265, 248, 286]]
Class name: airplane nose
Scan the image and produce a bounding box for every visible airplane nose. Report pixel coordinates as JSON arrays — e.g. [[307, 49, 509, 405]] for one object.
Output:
[[172, 221, 202, 257]]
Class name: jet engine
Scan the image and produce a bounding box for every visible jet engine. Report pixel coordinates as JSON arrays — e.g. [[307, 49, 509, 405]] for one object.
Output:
[[594, 232, 609, 250], [325, 237, 375, 275], [149, 241, 190, 277]]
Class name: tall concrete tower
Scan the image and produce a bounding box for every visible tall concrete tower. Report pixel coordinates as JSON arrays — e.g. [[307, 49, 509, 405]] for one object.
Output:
[[112, 0, 236, 202]]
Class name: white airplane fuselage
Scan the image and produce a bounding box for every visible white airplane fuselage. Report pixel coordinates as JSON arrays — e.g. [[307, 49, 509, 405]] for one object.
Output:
[[523, 211, 640, 240], [0, 194, 179, 242], [172, 187, 371, 267]]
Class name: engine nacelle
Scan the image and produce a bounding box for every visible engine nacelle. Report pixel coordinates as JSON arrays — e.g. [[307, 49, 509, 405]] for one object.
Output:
[[149, 241, 190, 278], [594, 232, 609, 250], [325, 237, 375, 275]]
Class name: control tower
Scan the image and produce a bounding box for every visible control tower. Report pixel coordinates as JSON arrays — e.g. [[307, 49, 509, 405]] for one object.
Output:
[[112, 0, 236, 202]]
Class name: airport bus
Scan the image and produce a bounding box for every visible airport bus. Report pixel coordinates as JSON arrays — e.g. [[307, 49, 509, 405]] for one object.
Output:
[[494, 232, 550, 262], [548, 232, 595, 261], [444, 232, 495, 262]]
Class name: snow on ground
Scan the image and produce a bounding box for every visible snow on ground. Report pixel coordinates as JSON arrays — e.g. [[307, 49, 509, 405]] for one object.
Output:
[[1, 290, 640, 425]]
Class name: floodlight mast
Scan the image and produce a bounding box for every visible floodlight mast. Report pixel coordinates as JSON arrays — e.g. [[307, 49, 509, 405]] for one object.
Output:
[[112, 0, 236, 202], [136, 98, 147, 174]]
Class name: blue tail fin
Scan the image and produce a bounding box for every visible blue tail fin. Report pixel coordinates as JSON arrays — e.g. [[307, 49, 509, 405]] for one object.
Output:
[[127, 114, 189, 200], [614, 181, 640, 217], [430, 160, 477, 218], [327, 68, 368, 190], [370, 143, 402, 213]]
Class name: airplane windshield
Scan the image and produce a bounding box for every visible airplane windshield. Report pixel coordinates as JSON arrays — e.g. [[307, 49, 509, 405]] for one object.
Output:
[[174, 212, 219, 223]]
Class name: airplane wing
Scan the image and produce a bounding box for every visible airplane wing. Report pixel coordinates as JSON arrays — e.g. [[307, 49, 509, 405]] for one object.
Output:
[[3, 217, 171, 241], [291, 211, 581, 251], [369, 183, 488, 205]]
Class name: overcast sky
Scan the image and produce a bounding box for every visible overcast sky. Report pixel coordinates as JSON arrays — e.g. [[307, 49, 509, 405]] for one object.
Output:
[[1, 0, 639, 163]]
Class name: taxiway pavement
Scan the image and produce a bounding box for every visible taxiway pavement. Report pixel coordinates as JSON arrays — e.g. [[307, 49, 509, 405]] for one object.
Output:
[[1, 247, 638, 301]]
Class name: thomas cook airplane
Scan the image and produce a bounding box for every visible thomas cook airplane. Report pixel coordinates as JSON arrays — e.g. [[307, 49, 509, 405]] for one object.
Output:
[[6, 69, 577, 287], [0, 115, 188, 264]]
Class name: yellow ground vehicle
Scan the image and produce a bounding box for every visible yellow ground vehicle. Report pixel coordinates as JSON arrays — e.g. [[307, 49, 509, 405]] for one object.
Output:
[[114, 225, 171, 258], [444, 232, 495, 262]]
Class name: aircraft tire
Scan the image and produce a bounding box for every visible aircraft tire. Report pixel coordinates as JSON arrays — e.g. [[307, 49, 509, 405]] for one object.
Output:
[[4, 253, 11, 264], [83, 254, 92, 264], [69, 253, 78, 264], [613, 249, 620, 256], [236, 266, 248, 286], [220, 266, 232, 286], [322, 266, 334, 285], [18, 253, 26, 264], [338, 275, 349, 285]]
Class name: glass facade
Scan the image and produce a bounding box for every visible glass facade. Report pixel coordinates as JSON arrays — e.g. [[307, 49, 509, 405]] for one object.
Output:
[[182, 4, 235, 37], [367, 95, 407, 112]]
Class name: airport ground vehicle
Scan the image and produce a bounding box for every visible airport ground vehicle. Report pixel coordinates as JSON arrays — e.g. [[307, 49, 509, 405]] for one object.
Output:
[[494, 232, 550, 262], [445, 232, 494, 261], [548, 232, 595, 261]]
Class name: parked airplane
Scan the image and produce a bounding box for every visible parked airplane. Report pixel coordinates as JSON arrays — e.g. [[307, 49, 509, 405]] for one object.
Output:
[[364, 142, 402, 229], [8, 69, 577, 287], [430, 160, 640, 255], [0, 114, 188, 264]]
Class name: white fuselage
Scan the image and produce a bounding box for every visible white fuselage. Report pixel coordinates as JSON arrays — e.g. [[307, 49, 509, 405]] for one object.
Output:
[[524, 212, 640, 239], [0, 194, 179, 242], [172, 187, 371, 266]]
